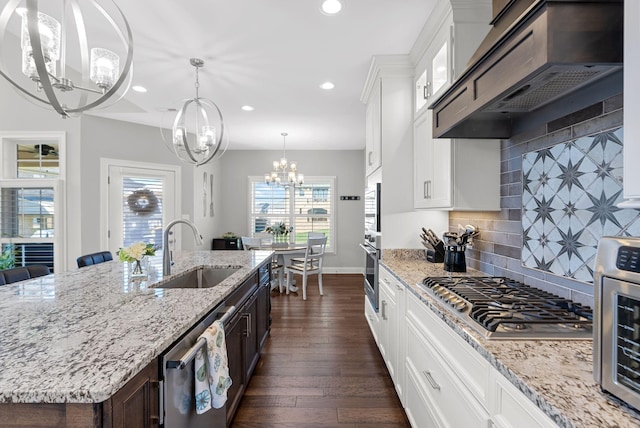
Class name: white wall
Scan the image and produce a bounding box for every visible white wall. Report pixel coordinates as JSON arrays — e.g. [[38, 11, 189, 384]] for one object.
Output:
[[217, 150, 365, 272], [1, 76, 365, 272]]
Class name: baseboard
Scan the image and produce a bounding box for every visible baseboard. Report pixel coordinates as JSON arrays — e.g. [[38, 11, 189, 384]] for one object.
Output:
[[321, 267, 364, 275]]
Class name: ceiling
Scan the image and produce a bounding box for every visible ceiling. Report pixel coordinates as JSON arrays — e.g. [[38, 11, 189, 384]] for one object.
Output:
[[80, 0, 436, 151]]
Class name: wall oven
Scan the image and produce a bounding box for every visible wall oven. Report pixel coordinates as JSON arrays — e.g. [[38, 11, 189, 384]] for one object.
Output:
[[594, 236, 640, 411], [361, 232, 381, 312]]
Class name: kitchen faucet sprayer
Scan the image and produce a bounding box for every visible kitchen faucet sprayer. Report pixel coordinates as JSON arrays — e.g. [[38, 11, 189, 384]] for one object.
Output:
[[163, 219, 204, 275]]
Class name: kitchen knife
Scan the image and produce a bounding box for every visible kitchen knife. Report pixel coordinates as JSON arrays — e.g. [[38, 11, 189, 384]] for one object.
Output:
[[209, 174, 215, 217], [203, 171, 208, 217]]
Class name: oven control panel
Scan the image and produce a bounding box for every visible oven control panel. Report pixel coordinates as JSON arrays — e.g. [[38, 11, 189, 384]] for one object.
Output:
[[617, 246, 640, 273]]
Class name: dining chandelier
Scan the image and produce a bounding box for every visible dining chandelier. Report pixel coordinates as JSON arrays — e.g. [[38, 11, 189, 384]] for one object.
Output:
[[0, 0, 133, 118], [163, 58, 228, 167], [265, 132, 304, 187]]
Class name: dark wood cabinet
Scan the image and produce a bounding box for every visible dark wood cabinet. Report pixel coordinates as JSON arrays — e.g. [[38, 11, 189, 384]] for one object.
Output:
[[104, 358, 159, 428]]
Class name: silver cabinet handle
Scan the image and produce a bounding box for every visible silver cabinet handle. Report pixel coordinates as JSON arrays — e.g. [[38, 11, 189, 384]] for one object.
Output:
[[381, 300, 387, 320], [425, 81, 431, 99], [244, 313, 252, 337], [396, 284, 404, 291], [423, 370, 440, 390], [425, 180, 432, 199]]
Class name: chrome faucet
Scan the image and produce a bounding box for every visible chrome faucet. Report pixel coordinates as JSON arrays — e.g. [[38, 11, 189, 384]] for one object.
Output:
[[163, 219, 204, 276]]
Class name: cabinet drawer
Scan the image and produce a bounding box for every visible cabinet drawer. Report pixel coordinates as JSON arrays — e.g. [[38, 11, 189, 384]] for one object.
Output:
[[406, 318, 489, 428], [490, 370, 557, 428], [406, 291, 489, 405], [379, 267, 402, 301], [405, 362, 441, 428]]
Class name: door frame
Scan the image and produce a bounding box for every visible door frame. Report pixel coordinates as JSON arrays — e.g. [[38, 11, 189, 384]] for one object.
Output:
[[99, 158, 182, 254]]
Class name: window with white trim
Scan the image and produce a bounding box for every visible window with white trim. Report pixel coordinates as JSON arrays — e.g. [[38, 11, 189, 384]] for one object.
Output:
[[248, 176, 336, 252], [0, 133, 65, 272]]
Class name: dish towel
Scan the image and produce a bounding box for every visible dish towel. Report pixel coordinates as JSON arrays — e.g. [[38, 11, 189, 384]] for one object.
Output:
[[194, 320, 232, 413]]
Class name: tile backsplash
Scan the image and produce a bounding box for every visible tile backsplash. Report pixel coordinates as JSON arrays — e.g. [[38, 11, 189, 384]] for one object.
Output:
[[450, 94, 628, 305]]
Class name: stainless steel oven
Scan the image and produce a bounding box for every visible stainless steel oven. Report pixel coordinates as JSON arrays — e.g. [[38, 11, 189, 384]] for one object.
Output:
[[594, 236, 640, 411], [361, 232, 381, 312]]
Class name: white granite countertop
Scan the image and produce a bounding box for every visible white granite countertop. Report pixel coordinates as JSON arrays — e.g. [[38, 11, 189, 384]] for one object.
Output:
[[0, 250, 272, 404], [381, 250, 640, 428]]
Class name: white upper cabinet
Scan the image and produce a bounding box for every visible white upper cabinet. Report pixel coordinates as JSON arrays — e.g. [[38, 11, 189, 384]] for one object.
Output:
[[412, 1, 500, 211], [365, 80, 382, 176], [620, 0, 640, 208], [414, 13, 452, 116]]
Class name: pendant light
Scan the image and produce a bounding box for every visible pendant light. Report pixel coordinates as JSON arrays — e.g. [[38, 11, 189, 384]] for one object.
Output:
[[0, 0, 133, 118], [162, 58, 228, 167], [265, 132, 304, 187]]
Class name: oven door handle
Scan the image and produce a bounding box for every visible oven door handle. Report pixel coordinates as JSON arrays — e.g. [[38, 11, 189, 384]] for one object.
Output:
[[359, 243, 378, 256], [166, 305, 237, 369]]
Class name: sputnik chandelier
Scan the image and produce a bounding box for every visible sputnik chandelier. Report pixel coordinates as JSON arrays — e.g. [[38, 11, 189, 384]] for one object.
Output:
[[0, 0, 133, 118], [163, 58, 228, 166], [265, 132, 304, 187]]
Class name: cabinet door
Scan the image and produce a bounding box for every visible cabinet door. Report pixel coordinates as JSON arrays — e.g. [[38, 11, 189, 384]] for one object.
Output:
[[110, 358, 159, 428], [255, 278, 270, 350], [365, 80, 382, 176], [413, 110, 452, 209], [244, 292, 260, 379], [225, 312, 246, 425]]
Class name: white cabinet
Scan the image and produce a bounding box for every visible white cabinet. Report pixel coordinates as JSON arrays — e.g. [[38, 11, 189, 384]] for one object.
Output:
[[489, 370, 559, 428], [414, 15, 451, 116], [412, 6, 500, 211], [379, 266, 406, 403], [620, 0, 640, 208], [404, 291, 489, 427], [365, 79, 382, 176]]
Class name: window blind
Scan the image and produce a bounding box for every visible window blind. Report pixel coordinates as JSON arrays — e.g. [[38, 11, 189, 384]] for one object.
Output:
[[121, 177, 164, 249]]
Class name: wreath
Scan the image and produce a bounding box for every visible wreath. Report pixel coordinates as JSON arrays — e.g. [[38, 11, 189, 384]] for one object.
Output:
[[127, 188, 159, 216]]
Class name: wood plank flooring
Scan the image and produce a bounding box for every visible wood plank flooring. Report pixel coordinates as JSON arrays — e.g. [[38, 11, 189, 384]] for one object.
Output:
[[231, 274, 411, 428]]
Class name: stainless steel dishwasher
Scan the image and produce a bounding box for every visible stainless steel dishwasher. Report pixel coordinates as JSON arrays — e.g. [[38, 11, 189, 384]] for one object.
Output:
[[159, 304, 236, 427]]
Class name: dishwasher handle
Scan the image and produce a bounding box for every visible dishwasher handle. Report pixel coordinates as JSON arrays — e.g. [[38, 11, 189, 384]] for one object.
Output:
[[166, 305, 236, 370]]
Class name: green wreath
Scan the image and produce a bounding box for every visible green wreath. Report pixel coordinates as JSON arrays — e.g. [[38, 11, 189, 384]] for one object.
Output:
[[127, 188, 159, 216]]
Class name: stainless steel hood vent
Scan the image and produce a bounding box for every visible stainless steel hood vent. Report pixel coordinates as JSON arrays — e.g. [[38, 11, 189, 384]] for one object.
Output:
[[429, 0, 623, 139]]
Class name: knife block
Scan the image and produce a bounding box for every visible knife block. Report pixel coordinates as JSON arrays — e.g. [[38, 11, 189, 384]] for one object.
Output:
[[425, 249, 444, 263]]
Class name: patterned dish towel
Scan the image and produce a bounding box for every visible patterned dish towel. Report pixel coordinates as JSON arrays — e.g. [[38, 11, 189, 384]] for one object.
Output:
[[194, 320, 232, 413]]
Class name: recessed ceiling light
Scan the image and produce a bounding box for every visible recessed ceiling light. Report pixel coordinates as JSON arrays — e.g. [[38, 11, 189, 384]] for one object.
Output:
[[242, 105, 255, 111], [132, 85, 147, 93], [321, 0, 342, 15], [320, 81, 335, 90]]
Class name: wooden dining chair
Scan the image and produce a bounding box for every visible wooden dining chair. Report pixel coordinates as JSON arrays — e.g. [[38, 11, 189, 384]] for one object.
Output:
[[284, 236, 327, 300]]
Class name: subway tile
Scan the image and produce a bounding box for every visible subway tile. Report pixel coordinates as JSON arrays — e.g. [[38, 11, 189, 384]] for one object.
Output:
[[572, 110, 623, 138], [493, 219, 522, 234], [494, 243, 520, 259], [604, 93, 623, 113], [547, 102, 602, 133]]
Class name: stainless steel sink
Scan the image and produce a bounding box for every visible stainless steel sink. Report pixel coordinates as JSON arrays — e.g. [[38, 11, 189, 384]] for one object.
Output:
[[153, 267, 240, 289]]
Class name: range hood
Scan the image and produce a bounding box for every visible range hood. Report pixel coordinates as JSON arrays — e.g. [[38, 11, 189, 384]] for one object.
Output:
[[429, 0, 623, 139]]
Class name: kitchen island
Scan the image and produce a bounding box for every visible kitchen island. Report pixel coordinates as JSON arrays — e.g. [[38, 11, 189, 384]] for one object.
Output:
[[0, 250, 272, 423], [381, 250, 640, 428]]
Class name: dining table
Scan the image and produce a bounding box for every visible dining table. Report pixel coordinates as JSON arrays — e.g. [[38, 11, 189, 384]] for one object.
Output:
[[249, 243, 308, 290]]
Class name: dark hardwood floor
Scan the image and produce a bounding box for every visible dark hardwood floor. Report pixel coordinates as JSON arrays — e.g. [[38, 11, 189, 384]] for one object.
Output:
[[231, 274, 411, 428]]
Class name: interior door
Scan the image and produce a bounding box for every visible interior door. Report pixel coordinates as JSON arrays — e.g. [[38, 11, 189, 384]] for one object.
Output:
[[107, 164, 178, 257]]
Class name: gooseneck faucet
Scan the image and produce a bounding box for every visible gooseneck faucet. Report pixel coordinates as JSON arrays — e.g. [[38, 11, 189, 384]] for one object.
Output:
[[163, 219, 204, 276]]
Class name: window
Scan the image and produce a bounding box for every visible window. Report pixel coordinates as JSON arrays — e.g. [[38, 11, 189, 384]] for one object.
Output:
[[248, 176, 336, 251], [0, 133, 65, 272]]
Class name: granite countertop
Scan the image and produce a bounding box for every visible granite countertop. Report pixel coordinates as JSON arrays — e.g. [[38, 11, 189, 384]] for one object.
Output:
[[0, 250, 272, 404], [381, 250, 640, 428]]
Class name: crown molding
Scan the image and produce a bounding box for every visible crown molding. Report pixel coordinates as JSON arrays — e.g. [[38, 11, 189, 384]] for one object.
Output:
[[360, 55, 413, 104]]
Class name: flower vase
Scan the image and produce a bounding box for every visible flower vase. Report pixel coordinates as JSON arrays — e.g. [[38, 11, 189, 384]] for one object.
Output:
[[273, 234, 288, 247], [129, 257, 147, 279]]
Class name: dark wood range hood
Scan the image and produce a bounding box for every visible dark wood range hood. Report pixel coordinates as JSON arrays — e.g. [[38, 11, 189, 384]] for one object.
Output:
[[429, 0, 623, 139]]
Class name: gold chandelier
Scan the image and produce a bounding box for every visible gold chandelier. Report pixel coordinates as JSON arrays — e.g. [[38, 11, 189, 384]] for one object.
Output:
[[265, 132, 304, 187], [0, 0, 133, 118]]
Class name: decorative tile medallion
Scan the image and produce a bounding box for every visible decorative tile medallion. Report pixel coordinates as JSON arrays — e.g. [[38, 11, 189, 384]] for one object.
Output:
[[522, 127, 640, 283]]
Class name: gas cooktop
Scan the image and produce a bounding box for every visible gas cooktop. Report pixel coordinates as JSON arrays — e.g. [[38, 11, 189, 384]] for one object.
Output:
[[419, 276, 593, 340]]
